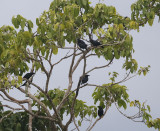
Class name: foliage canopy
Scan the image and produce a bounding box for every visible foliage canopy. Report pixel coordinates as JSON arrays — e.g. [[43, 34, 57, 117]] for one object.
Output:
[[0, 0, 160, 130]]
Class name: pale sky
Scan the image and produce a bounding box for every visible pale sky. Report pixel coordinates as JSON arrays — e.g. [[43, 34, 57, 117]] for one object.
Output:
[[0, 0, 160, 131]]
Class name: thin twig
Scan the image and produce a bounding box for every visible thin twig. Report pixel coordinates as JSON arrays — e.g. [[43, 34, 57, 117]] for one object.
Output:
[[73, 115, 80, 131], [0, 110, 13, 123], [86, 57, 114, 74], [0, 105, 23, 111]]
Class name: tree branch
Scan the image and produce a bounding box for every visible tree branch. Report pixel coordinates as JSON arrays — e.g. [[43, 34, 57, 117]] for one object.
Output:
[[30, 82, 63, 128], [57, 44, 76, 111], [1, 90, 29, 104], [17, 87, 51, 117], [86, 57, 114, 74]]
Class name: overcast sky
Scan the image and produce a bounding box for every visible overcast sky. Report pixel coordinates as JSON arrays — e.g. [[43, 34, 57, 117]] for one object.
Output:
[[0, 0, 160, 131]]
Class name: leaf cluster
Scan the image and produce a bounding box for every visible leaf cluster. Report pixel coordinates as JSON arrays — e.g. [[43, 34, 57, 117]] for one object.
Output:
[[0, 110, 52, 131], [131, 0, 160, 26], [92, 84, 129, 110], [33, 89, 97, 122]]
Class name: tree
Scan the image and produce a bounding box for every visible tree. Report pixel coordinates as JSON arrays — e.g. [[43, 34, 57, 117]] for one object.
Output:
[[0, 0, 160, 130]]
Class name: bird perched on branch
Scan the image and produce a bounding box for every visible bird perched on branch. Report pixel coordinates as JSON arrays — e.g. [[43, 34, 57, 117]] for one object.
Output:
[[89, 34, 104, 48], [22, 72, 35, 97], [22, 72, 35, 86], [81, 75, 89, 85], [98, 106, 104, 118], [77, 38, 88, 50], [90, 39, 101, 47]]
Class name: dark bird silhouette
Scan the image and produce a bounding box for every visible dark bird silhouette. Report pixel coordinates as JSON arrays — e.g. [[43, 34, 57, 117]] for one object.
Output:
[[22, 72, 35, 86], [89, 34, 104, 48], [23, 72, 35, 80], [98, 106, 104, 118], [77, 39, 88, 50], [81, 75, 89, 85], [90, 39, 102, 47]]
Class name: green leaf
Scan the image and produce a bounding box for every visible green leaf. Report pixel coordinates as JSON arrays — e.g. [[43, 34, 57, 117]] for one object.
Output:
[[52, 45, 58, 55], [20, 20, 25, 30], [114, 49, 120, 59], [107, 48, 113, 60], [143, 70, 147, 76], [41, 46, 46, 56], [36, 18, 40, 26], [12, 17, 19, 28], [11, 79, 16, 85], [18, 76, 22, 84], [147, 105, 151, 112], [118, 99, 127, 109], [148, 19, 154, 26], [27, 20, 33, 32], [130, 101, 134, 107], [78, 120, 81, 126]]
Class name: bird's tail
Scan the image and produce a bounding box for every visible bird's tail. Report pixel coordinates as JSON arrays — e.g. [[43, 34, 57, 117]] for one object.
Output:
[[22, 81, 27, 86]]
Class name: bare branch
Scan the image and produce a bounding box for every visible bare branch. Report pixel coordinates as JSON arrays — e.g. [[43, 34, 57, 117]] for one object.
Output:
[[86, 71, 131, 88], [57, 44, 77, 111], [49, 48, 53, 65], [52, 50, 75, 66], [73, 115, 80, 131], [83, 52, 87, 75], [66, 52, 88, 129], [17, 87, 51, 117], [0, 92, 55, 122], [37, 51, 49, 77], [72, 50, 89, 74], [86, 57, 114, 74], [0, 105, 23, 111], [28, 94, 32, 131], [115, 103, 144, 123], [45, 63, 53, 93], [86, 53, 97, 58], [16, 102, 56, 121], [86, 117, 93, 131], [57, 46, 76, 50], [1, 90, 29, 104], [30, 82, 63, 127]]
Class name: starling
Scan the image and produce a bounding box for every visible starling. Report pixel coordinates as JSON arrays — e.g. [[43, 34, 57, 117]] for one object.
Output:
[[98, 106, 104, 118]]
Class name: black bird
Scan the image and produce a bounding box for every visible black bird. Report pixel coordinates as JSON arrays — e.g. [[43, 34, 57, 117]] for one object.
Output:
[[89, 34, 104, 48], [22, 72, 35, 86], [90, 39, 101, 47], [81, 75, 89, 85], [98, 106, 104, 118], [77, 39, 88, 50]]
